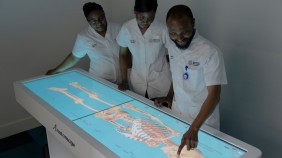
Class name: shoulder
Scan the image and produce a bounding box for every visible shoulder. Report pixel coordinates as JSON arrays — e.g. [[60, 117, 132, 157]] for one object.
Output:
[[147, 19, 166, 37], [152, 19, 165, 28], [107, 21, 122, 36], [108, 21, 121, 31], [192, 32, 221, 57], [74, 27, 92, 43], [161, 27, 174, 48], [149, 19, 165, 33], [118, 19, 136, 36], [77, 26, 90, 37], [122, 18, 136, 28], [122, 18, 139, 32]]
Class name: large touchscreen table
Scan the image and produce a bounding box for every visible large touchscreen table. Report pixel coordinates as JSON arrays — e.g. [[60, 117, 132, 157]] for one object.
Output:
[[14, 69, 261, 158]]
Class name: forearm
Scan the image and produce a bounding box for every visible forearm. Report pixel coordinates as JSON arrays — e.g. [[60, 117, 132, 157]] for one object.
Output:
[[166, 82, 174, 99], [119, 47, 130, 83], [54, 53, 80, 73], [190, 85, 221, 130]]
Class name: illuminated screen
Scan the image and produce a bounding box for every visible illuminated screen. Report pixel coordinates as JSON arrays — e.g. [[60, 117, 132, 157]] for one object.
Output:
[[23, 71, 246, 158]]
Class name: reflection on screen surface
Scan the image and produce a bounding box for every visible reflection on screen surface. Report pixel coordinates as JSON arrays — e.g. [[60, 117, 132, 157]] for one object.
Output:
[[23, 71, 246, 158]]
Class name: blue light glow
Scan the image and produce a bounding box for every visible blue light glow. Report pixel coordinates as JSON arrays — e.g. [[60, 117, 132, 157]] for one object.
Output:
[[23, 70, 246, 158]]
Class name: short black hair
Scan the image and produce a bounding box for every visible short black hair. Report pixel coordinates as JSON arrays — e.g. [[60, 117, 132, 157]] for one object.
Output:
[[166, 5, 194, 21], [134, 0, 158, 12], [83, 2, 104, 17]]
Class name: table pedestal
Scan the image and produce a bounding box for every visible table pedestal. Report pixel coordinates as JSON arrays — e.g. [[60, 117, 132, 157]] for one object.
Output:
[[47, 131, 76, 158]]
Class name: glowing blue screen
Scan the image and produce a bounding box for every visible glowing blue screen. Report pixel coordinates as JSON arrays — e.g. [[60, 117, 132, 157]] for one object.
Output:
[[23, 70, 246, 158]]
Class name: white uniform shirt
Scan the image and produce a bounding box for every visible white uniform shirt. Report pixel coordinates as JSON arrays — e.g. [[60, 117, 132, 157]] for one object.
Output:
[[163, 30, 227, 129], [116, 18, 171, 99], [72, 22, 121, 84]]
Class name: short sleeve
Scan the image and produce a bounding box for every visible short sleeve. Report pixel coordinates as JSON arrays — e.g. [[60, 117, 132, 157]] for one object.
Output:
[[162, 27, 170, 48], [72, 34, 87, 58], [111, 23, 122, 38], [162, 27, 174, 49], [204, 50, 228, 86], [116, 25, 129, 48]]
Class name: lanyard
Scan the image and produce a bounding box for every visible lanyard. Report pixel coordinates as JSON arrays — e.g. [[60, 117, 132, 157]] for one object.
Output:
[[183, 65, 189, 80]]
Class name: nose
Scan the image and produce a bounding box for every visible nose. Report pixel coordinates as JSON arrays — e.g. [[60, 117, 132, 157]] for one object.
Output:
[[95, 20, 102, 27], [142, 18, 152, 25], [175, 34, 185, 42], [146, 18, 152, 24]]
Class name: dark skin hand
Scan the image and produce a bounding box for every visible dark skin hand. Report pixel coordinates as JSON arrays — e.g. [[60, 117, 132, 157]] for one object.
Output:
[[178, 126, 199, 153], [154, 82, 174, 108], [118, 81, 129, 90], [177, 85, 221, 154], [154, 96, 173, 108], [46, 53, 80, 75], [118, 47, 132, 90]]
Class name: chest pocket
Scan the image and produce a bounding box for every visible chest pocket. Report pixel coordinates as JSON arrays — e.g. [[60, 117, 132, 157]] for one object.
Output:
[[92, 42, 107, 49], [87, 41, 110, 59], [127, 38, 138, 51], [149, 36, 164, 61], [149, 36, 162, 46], [181, 58, 205, 90], [149, 37, 161, 43]]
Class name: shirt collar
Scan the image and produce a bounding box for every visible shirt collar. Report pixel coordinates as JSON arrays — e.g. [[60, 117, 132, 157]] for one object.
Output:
[[134, 18, 158, 37]]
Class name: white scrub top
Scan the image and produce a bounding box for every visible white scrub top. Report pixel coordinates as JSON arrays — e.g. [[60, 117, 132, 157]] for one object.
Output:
[[116, 18, 171, 99], [72, 22, 121, 84], [163, 30, 227, 129]]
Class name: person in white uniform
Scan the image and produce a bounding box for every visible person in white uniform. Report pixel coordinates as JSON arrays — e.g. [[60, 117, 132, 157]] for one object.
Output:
[[154, 5, 227, 155], [117, 0, 171, 99], [47, 2, 121, 84]]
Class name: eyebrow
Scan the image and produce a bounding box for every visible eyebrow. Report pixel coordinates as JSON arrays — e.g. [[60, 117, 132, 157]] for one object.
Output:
[[88, 14, 105, 20]]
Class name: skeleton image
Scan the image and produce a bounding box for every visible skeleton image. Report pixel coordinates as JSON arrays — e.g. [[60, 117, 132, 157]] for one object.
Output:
[[49, 82, 203, 158], [70, 82, 116, 107], [96, 104, 202, 158], [49, 87, 98, 112]]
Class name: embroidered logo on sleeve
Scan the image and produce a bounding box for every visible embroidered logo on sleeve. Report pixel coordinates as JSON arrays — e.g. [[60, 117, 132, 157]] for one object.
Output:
[[130, 40, 136, 43]]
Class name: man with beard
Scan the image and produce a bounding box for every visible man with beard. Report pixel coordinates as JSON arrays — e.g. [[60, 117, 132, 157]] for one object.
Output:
[[47, 2, 121, 84], [155, 5, 227, 155]]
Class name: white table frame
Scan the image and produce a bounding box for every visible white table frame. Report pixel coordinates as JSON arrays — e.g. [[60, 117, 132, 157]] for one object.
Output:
[[14, 68, 261, 158]]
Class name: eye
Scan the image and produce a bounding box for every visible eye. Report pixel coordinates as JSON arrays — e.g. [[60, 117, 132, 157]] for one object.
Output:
[[183, 30, 193, 37], [98, 15, 106, 21], [149, 17, 155, 22], [88, 19, 98, 24], [139, 16, 146, 21], [169, 32, 176, 36]]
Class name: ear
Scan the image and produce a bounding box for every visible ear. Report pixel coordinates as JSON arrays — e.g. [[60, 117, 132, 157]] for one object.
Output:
[[192, 18, 195, 27]]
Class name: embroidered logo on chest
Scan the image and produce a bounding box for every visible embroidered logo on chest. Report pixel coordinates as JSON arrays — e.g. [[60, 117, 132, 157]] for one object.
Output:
[[188, 60, 200, 66], [149, 39, 161, 43]]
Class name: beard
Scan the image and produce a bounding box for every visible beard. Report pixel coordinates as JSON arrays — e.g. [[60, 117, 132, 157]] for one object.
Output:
[[171, 29, 196, 50], [172, 38, 191, 50]]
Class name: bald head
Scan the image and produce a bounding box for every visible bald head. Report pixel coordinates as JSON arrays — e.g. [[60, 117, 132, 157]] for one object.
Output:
[[166, 5, 194, 22], [166, 5, 195, 49]]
